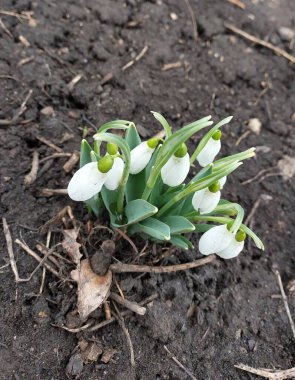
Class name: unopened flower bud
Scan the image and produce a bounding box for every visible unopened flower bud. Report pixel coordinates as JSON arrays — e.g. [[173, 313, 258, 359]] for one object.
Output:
[[147, 137, 159, 149], [174, 143, 187, 158], [212, 130, 222, 140], [107, 142, 118, 155], [235, 230, 246, 242], [98, 156, 114, 173], [208, 181, 220, 193]]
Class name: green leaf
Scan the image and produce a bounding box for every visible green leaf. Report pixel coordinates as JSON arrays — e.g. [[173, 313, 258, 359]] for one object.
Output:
[[98, 120, 131, 133], [160, 216, 195, 234], [125, 124, 141, 149], [85, 194, 103, 217], [129, 217, 170, 241], [101, 187, 120, 226], [194, 224, 214, 233], [80, 139, 92, 167], [125, 200, 158, 225], [151, 111, 172, 138], [170, 235, 193, 250]]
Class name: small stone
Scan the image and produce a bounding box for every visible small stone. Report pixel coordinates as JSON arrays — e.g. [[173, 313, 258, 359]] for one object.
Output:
[[248, 118, 261, 135], [248, 339, 256, 351], [66, 353, 84, 378], [31, 297, 50, 324], [277, 155, 295, 179], [170, 12, 178, 21], [40, 106, 55, 117], [278, 27, 295, 42]]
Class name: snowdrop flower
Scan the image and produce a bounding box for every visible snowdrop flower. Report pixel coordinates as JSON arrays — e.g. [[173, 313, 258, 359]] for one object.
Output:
[[199, 223, 246, 259], [219, 176, 227, 189], [161, 143, 190, 187], [130, 138, 159, 174], [192, 181, 220, 214], [68, 155, 118, 201], [197, 130, 222, 167], [104, 157, 124, 190]]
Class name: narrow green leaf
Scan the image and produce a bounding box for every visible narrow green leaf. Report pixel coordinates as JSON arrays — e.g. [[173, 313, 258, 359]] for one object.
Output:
[[85, 194, 103, 217], [170, 235, 190, 250], [194, 224, 214, 233], [130, 218, 170, 241], [125, 200, 158, 225], [98, 120, 131, 133], [151, 111, 172, 138], [160, 216, 195, 234], [80, 139, 92, 167], [125, 124, 141, 149]]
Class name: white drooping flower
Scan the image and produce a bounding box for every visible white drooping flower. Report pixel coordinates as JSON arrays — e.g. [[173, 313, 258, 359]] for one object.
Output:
[[192, 187, 221, 214], [198, 224, 246, 259], [130, 138, 158, 174], [197, 130, 222, 167], [68, 156, 117, 201], [104, 157, 124, 190], [161, 153, 190, 187], [192, 176, 226, 214]]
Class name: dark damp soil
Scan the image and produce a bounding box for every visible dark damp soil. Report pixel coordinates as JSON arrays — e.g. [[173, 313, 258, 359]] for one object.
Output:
[[1, 0, 295, 379]]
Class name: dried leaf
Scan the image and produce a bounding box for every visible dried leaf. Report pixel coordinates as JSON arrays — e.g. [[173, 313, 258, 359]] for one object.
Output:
[[81, 342, 103, 363], [101, 347, 118, 364], [71, 259, 112, 321], [62, 229, 82, 265]]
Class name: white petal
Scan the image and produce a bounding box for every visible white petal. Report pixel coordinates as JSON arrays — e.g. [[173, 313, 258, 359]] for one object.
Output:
[[219, 176, 227, 189], [130, 142, 154, 174], [68, 162, 107, 201], [192, 188, 206, 211], [161, 153, 190, 187], [197, 138, 221, 167], [217, 239, 244, 259], [104, 157, 124, 190], [199, 190, 221, 214], [199, 224, 234, 255]]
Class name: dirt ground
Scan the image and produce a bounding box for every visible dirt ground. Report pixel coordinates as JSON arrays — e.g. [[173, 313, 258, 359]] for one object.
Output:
[[1, 0, 295, 379]]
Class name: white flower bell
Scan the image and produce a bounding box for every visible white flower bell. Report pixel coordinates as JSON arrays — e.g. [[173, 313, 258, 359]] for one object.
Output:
[[192, 182, 221, 214], [161, 143, 190, 187], [199, 223, 246, 259], [104, 157, 124, 190], [197, 130, 222, 167], [130, 138, 159, 175], [68, 156, 115, 201]]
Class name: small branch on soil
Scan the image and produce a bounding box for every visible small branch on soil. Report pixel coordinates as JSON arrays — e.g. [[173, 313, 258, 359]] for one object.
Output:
[[0, 17, 13, 38], [226, 0, 246, 9], [24, 151, 39, 187], [36, 188, 68, 197], [274, 270, 295, 344], [3, 218, 23, 282], [112, 302, 135, 368], [39, 153, 72, 163], [121, 44, 149, 71], [235, 363, 295, 379], [67, 74, 82, 91], [182, 0, 198, 45], [242, 167, 278, 185], [162, 61, 183, 71], [36, 135, 63, 153], [225, 23, 295, 64], [109, 292, 146, 316], [114, 228, 138, 254], [244, 194, 272, 225], [110, 255, 215, 273], [0, 89, 33, 127], [63, 151, 80, 173], [235, 130, 250, 146], [164, 345, 198, 380], [15, 238, 67, 282], [39, 206, 75, 235]]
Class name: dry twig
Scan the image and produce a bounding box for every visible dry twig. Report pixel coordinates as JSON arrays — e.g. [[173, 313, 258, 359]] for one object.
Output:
[[39, 206, 74, 234], [122, 45, 149, 71], [235, 363, 295, 379], [3, 218, 22, 282], [274, 270, 295, 343], [0, 17, 13, 37], [226, 0, 246, 9], [36, 136, 63, 153], [110, 255, 215, 273], [225, 23, 295, 64], [63, 152, 80, 173], [115, 228, 138, 254], [109, 292, 146, 316], [36, 188, 68, 197], [39, 153, 72, 163], [164, 345, 197, 380], [0, 89, 33, 127], [183, 0, 198, 45], [24, 151, 39, 187]]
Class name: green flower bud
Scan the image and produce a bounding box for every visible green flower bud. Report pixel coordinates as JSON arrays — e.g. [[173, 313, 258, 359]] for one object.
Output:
[[212, 130, 222, 141], [174, 143, 188, 158], [97, 156, 114, 173], [235, 230, 246, 242], [107, 142, 118, 155], [147, 137, 159, 149], [208, 181, 220, 193]]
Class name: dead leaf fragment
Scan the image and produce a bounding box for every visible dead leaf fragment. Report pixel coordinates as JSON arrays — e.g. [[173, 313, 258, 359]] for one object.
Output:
[[101, 347, 118, 364], [277, 155, 295, 180], [62, 229, 82, 265], [40, 106, 55, 117], [71, 259, 112, 321], [81, 342, 103, 363]]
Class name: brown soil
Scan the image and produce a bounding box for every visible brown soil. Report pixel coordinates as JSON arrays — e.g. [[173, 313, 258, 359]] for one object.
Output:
[[1, 0, 295, 379]]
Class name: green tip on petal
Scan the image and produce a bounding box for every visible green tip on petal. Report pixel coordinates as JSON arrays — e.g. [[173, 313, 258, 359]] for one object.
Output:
[[208, 181, 220, 193], [226, 220, 234, 231], [107, 142, 118, 155], [174, 143, 187, 158], [147, 137, 159, 149], [97, 155, 114, 173], [235, 230, 246, 242], [212, 130, 222, 141]]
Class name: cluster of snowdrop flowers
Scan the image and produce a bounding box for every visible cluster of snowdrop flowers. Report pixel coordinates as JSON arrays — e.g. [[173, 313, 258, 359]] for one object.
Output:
[[68, 113, 264, 258]]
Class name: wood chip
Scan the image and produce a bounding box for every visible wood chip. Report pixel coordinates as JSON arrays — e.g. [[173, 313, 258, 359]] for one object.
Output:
[[63, 151, 80, 173], [24, 151, 39, 187], [162, 61, 183, 71]]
